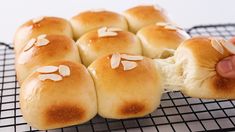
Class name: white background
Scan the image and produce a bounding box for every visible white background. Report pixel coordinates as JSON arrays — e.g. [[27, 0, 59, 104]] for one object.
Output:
[[0, 0, 235, 43]]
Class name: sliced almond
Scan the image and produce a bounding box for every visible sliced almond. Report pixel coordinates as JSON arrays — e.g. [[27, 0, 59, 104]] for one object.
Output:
[[121, 54, 143, 61], [211, 39, 224, 54], [98, 31, 118, 37], [110, 53, 121, 69], [164, 25, 179, 31], [153, 4, 164, 11], [35, 38, 50, 46], [33, 16, 44, 23], [98, 27, 107, 34], [24, 38, 36, 52], [37, 34, 47, 40], [221, 41, 235, 54], [121, 61, 137, 71], [59, 65, 70, 77], [38, 74, 62, 81], [36, 66, 58, 73], [107, 27, 123, 32], [218, 38, 227, 45], [156, 22, 168, 27]]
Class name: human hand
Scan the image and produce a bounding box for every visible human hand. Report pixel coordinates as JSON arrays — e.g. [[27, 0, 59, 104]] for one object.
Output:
[[216, 37, 235, 79]]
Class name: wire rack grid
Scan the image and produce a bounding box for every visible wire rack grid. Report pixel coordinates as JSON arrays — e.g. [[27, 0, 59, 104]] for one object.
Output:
[[0, 24, 235, 132]]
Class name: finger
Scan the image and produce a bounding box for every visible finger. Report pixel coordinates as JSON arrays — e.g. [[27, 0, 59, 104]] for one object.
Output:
[[216, 56, 235, 79]]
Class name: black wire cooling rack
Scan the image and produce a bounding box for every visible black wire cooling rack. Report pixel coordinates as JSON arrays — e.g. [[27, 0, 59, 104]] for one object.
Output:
[[1, 24, 235, 132]]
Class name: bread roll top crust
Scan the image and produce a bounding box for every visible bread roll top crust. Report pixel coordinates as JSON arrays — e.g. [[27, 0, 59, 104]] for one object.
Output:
[[137, 24, 190, 58], [88, 54, 163, 119], [16, 35, 80, 84], [77, 29, 142, 66], [20, 61, 97, 130], [123, 5, 171, 33], [14, 16, 73, 54], [70, 10, 128, 39]]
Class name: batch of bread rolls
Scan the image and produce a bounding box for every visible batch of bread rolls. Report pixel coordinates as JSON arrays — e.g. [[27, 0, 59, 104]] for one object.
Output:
[[13, 4, 235, 130]]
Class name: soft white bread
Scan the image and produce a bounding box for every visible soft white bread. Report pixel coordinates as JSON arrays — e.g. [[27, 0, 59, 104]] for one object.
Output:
[[88, 53, 163, 119], [137, 23, 190, 59], [16, 35, 80, 85], [20, 61, 97, 130], [14, 16, 73, 54], [70, 10, 128, 40], [155, 36, 235, 99], [123, 5, 171, 33], [76, 27, 142, 66]]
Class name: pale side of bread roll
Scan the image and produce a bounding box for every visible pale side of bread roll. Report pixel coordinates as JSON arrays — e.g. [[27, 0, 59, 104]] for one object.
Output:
[[20, 61, 97, 130], [137, 23, 190, 59], [16, 35, 81, 85], [88, 53, 163, 119], [76, 27, 142, 66], [70, 10, 128, 40], [14, 16, 73, 54], [155, 36, 235, 99], [123, 5, 171, 33]]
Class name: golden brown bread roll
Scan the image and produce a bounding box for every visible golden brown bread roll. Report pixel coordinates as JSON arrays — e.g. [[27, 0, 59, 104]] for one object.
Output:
[[20, 61, 97, 130], [137, 23, 190, 59], [123, 5, 171, 33], [14, 16, 73, 54], [70, 10, 128, 40], [76, 27, 142, 66], [155, 36, 235, 99], [88, 53, 163, 119], [16, 34, 80, 84]]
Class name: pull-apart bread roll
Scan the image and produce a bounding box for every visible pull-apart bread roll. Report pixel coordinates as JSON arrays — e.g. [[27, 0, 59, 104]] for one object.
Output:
[[76, 27, 142, 66], [137, 23, 190, 59], [16, 35, 80, 84], [70, 10, 128, 40], [88, 53, 163, 119], [14, 16, 73, 54], [123, 5, 171, 33], [155, 36, 235, 99], [20, 61, 97, 130]]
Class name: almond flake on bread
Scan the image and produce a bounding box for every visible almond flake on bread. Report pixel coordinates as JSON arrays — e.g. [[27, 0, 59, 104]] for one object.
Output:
[[211, 39, 224, 54], [164, 25, 179, 31], [35, 38, 49, 46], [107, 27, 123, 32], [121, 61, 137, 71], [156, 22, 168, 27], [110, 53, 121, 69], [24, 38, 36, 52], [38, 74, 62, 81], [98, 27, 107, 34], [98, 31, 118, 37], [36, 66, 58, 73], [37, 34, 47, 40], [32, 16, 44, 23], [59, 65, 70, 77], [121, 54, 143, 61], [221, 41, 235, 54]]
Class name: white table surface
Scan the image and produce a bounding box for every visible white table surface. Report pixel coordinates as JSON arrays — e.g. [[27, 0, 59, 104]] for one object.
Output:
[[0, 0, 235, 43]]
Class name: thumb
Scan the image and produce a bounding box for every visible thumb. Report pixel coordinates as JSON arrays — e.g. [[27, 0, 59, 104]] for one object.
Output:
[[216, 56, 235, 79]]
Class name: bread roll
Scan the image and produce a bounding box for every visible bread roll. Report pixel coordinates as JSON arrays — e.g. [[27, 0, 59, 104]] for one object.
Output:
[[155, 36, 235, 99], [137, 23, 190, 59], [14, 16, 73, 54], [70, 10, 128, 40], [76, 27, 142, 66], [16, 35, 80, 84], [20, 61, 97, 130], [88, 53, 163, 119], [123, 5, 171, 33]]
